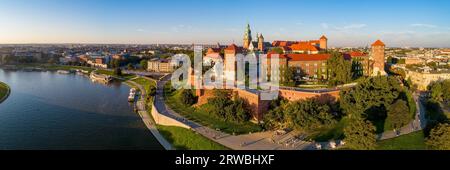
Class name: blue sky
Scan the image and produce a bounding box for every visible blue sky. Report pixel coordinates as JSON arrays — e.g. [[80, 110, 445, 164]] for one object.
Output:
[[0, 0, 449, 47]]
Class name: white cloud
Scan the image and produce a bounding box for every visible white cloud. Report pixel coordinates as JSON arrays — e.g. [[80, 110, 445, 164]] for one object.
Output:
[[136, 28, 145, 32], [171, 24, 192, 32], [411, 23, 437, 28], [334, 24, 367, 30]]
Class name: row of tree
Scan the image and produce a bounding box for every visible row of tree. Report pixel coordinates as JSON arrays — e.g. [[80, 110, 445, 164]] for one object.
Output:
[[178, 89, 252, 123], [264, 98, 340, 132]]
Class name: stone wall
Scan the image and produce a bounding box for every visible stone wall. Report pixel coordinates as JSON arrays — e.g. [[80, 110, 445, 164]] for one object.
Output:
[[279, 89, 340, 102], [151, 101, 191, 129]]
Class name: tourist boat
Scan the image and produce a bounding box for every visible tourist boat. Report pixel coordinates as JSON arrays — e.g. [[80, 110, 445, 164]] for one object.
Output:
[[128, 88, 136, 102], [90, 72, 113, 83], [57, 70, 71, 74]]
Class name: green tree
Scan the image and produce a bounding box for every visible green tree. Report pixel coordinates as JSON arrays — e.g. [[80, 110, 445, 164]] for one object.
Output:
[[140, 59, 148, 70], [113, 67, 122, 76], [343, 117, 377, 150], [148, 85, 156, 96], [280, 66, 296, 86], [271, 47, 284, 54], [285, 99, 337, 131], [429, 80, 450, 103], [340, 76, 402, 118], [180, 89, 196, 106], [207, 90, 251, 123], [127, 63, 134, 70], [111, 59, 121, 68], [426, 123, 450, 150], [385, 100, 411, 130], [327, 52, 352, 86]]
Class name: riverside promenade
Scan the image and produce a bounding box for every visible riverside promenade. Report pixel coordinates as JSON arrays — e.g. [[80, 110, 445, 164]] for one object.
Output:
[[118, 76, 172, 150], [152, 75, 316, 150]]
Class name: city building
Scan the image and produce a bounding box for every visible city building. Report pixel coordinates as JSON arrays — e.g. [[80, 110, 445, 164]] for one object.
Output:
[[147, 58, 176, 73], [405, 70, 450, 90]]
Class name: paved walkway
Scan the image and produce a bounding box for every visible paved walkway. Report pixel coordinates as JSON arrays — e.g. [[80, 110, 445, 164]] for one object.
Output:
[[126, 78, 173, 150], [377, 93, 427, 140], [152, 75, 319, 150]]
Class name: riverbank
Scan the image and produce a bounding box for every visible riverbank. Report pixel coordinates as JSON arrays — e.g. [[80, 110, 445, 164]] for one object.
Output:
[[0, 81, 11, 103], [128, 76, 228, 150]]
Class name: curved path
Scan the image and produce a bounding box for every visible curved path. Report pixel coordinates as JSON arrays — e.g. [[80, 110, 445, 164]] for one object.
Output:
[[153, 75, 316, 150], [126, 77, 173, 150], [377, 93, 427, 140], [0, 81, 11, 104]]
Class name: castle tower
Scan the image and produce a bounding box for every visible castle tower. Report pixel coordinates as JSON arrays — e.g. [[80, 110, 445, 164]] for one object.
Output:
[[224, 44, 239, 88], [371, 40, 386, 76], [319, 35, 328, 50], [258, 33, 264, 51], [243, 23, 252, 49]]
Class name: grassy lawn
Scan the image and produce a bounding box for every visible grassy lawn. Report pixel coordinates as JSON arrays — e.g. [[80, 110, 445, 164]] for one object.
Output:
[[45, 65, 94, 73], [0, 81, 10, 102], [131, 77, 155, 93], [157, 125, 228, 150], [376, 130, 427, 150], [95, 69, 136, 81], [164, 84, 262, 135]]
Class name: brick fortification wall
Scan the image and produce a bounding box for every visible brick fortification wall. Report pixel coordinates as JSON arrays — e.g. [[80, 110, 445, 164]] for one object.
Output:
[[194, 88, 340, 122]]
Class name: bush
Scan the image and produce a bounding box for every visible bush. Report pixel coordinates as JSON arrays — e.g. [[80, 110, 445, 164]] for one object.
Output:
[[114, 67, 122, 76], [343, 117, 377, 150], [180, 89, 196, 106], [426, 123, 450, 150], [148, 85, 156, 96], [264, 98, 338, 132], [385, 100, 411, 130], [207, 90, 251, 123]]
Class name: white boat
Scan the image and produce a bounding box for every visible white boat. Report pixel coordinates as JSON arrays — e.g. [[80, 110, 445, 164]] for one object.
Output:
[[90, 72, 112, 83], [57, 70, 71, 74], [128, 88, 137, 102]]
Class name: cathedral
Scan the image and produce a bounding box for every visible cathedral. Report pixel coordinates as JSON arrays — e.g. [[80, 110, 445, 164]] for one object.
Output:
[[243, 23, 270, 52]]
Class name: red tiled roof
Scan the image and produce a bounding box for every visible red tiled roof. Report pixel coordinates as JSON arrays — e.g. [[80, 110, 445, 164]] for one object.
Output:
[[272, 41, 297, 47], [225, 44, 238, 50], [204, 53, 222, 59], [224, 44, 242, 54], [371, 40, 385, 46], [206, 48, 221, 54], [349, 51, 367, 57], [290, 42, 319, 51], [286, 54, 330, 61]]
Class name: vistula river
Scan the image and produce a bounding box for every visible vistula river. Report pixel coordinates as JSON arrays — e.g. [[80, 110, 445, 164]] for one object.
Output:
[[0, 69, 162, 149]]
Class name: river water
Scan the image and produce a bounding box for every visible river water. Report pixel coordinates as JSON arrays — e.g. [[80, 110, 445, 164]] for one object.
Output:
[[0, 69, 162, 150]]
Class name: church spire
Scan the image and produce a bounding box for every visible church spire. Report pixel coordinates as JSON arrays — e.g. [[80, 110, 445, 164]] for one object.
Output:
[[243, 23, 252, 49]]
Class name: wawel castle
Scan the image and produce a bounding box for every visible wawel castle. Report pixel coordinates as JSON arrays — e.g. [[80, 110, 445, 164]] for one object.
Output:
[[204, 24, 387, 82]]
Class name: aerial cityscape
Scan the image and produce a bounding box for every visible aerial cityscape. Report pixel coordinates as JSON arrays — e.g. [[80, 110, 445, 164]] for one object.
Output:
[[0, 0, 450, 156]]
